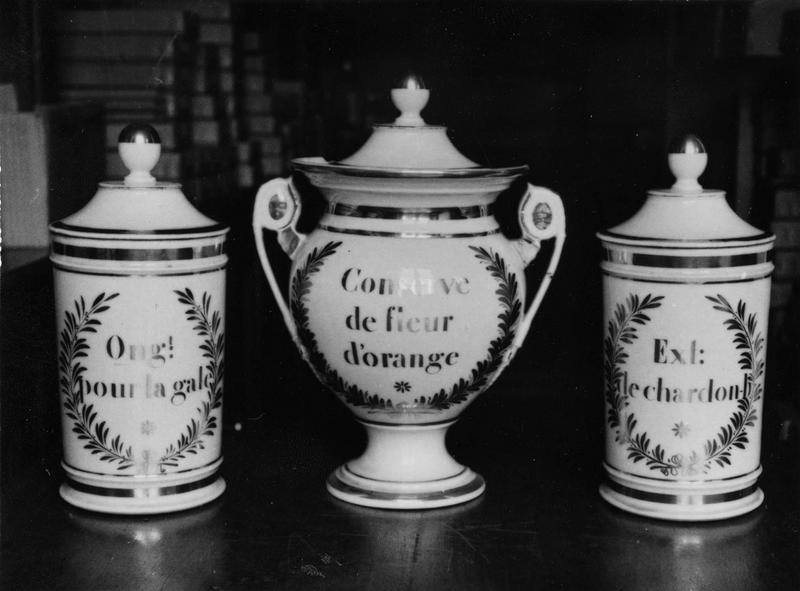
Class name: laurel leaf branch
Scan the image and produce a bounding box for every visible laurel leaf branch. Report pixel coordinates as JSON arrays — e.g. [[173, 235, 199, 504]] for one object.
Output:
[[60, 292, 134, 470], [159, 289, 224, 470]]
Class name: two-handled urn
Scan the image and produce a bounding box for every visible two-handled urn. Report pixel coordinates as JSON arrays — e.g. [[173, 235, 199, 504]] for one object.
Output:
[[253, 78, 566, 509]]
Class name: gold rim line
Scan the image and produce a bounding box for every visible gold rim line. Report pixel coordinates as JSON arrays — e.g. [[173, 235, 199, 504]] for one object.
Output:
[[342, 464, 468, 484], [64, 473, 221, 498], [603, 478, 759, 505], [294, 158, 527, 178], [602, 462, 762, 484], [51, 263, 227, 277], [599, 230, 774, 245], [318, 224, 500, 238], [602, 249, 771, 268], [62, 457, 223, 479], [600, 270, 773, 284], [327, 470, 485, 502], [51, 242, 226, 261], [50, 221, 228, 237], [327, 203, 495, 219]]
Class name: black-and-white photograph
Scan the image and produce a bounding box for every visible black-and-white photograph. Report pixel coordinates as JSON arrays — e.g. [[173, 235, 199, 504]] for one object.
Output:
[[1, 0, 799, 589]]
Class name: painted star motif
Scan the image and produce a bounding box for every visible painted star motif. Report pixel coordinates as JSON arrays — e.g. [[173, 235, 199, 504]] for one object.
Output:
[[393, 381, 412, 393], [671, 421, 691, 439], [141, 420, 156, 435]]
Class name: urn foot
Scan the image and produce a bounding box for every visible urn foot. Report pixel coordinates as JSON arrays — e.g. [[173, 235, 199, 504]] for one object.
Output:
[[59, 459, 226, 515], [327, 465, 485, 510], [326, 421, 485, 509], [599, 463, 763, 521]]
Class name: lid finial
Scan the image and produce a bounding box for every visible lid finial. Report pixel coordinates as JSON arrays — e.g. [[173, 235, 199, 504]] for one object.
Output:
[[392, 74, 429, 126], [668, 134, 707, 192], [118, 123, 161, 187]]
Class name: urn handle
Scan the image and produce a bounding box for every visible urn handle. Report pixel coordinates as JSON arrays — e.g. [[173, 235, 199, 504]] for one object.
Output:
[[252, 177, 307, 342], [513, 184, 567, 351]]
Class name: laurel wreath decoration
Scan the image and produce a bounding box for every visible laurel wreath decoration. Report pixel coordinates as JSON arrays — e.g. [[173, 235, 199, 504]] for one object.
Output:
[[289, 241, 386, 407], [60, 292, 135, 470], [702, 294, 763, 469], [412, 246, 521, 409], [604, 293, 665, 441], [290, 242, 521, 411], [159, 289, 225, 471], [605, 292, 763, 477]]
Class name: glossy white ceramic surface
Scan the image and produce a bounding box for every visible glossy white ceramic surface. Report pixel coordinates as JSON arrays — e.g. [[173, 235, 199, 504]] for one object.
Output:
[[50, 127, 228, 514], [598, 138, 774, 521], [253, 86, 566, 509]]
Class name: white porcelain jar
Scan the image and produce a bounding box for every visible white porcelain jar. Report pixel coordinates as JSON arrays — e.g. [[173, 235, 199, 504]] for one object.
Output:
[[598, 136, 774, 520], [50, 124, 228, 514], [253, 78, 566, 509]]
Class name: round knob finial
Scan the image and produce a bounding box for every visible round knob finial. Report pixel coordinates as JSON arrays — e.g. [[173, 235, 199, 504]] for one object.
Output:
[[395, 74, 426, 90], [118, 123, 161, 186], [668, 134, 707, 192], [391, 73, 430, 126]]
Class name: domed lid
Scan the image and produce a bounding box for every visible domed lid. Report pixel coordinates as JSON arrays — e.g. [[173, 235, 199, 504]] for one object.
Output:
[[603, 135, 770, 245], [293, 76, 526, 179], [50, 124, 224, 237]]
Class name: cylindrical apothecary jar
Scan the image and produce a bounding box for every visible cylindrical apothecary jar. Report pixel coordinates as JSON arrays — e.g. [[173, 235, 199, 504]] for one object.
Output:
[[50, 125, 228, 514], [598, 136, 774, 520]]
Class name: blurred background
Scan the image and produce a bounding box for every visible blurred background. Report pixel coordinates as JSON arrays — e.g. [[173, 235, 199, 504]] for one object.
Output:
[[2, 0, 800, 426]]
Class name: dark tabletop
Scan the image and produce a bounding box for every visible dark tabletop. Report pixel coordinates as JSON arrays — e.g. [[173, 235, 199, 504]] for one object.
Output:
[[2, 251, 799, 591]]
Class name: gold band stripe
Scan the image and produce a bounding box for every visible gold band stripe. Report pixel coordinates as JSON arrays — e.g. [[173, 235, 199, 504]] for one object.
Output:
[[604, 478, 758, 505], [52, 242, 225, 261], [62, 458, 222, 478], [51, 221, 228, 236], [328, 203, 494, 220], [600, 230, 774, 244], [65, 474, 220, 498], [318, 224, 500, 239], [328, 468, 484, 502], [603, 249, 771, 268], [601, 270, 772, 284]]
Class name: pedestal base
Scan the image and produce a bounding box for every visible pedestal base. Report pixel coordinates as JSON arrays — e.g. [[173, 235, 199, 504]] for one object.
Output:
[[326, 420, 485, 510], [60, 459, 226, 515], [327, 464, 485, 510], [600, 462, 764, 521]]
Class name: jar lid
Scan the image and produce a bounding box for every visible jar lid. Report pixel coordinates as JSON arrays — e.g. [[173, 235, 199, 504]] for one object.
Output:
[[50, 124, 224, 237], [602, 135, 771, 245], [293, 76, 526, 179]]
